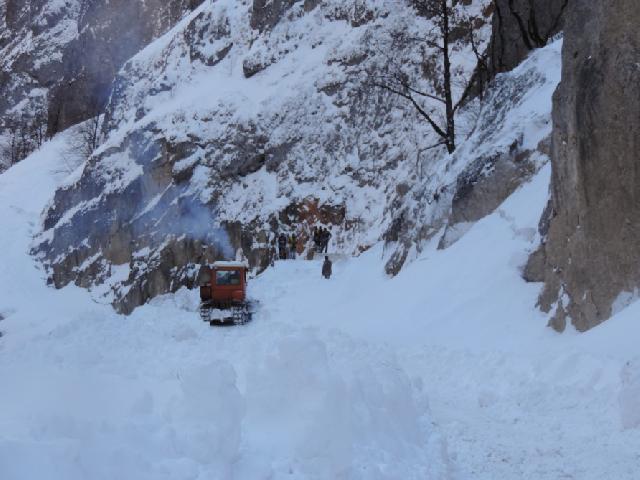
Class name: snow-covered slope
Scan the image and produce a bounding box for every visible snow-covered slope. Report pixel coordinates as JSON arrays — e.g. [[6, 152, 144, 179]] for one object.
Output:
[[2, 110, 640, 479], [0, 0, 203, 168], [32, 0, 567, 314], [0, 0, 81, 167]]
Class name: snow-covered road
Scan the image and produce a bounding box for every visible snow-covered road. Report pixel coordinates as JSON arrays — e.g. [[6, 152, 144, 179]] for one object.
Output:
[[1, 134, 640, 479]]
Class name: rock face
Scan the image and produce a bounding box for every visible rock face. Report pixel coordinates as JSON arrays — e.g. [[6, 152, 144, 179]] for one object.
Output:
[[489, 0, 567, 74], [0, 0, 202, 167], [438, 138, 548, 249], [47, 0, 205, 135], [535, 0, 640, 331], [0, 0, 80, 166], [384, 41, 561, 274], [250, 0, 297, 31]]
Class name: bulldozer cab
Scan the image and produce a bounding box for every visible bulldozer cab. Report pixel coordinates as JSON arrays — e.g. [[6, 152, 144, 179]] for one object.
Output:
[[200, 261, 248, 306], [199, 261, 254, 326]]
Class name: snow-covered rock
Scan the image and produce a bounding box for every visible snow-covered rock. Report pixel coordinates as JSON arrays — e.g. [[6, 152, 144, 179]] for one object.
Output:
[[0, 0, 202, 168], [380, 39, 561, 273], [36, 0, 498, 313]]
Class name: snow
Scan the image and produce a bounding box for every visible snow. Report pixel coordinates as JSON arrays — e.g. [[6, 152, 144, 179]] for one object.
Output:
[[619, 359, 640, 430], [0, 133, 445, 479], [0, 5, 638, 478], [213, 261, 249, 268], [2, 111, 640, 479]]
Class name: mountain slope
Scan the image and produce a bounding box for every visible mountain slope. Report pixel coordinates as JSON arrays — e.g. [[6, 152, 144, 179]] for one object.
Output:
[[32, 0, 566, 314], [0, 0, 202, 168]]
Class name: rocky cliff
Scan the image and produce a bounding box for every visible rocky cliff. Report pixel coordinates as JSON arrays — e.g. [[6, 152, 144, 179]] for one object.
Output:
[[0, 0, 201, 167], [0, 0, 80, 165], [47, 0, 204, 135], [531, 0, 640, 331], [489, 0, 567, 74]]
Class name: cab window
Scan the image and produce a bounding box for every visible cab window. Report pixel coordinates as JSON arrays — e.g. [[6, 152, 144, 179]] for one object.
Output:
[[216, 270, 241, 286]]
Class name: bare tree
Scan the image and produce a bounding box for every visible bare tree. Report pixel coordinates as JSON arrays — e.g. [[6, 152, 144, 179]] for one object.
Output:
[[65, 95, 104, 167], [0, 109, 49, 166], [372, 0, 487, 154], [57, 111, 104, 175], [78, 113, 103, 158], [31, 108, 48, 149]]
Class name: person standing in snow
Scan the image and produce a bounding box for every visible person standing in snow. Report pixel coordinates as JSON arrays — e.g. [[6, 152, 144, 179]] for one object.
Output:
[[289, 233, 297, 259], [322, 255, 332, 279], [322, 227, 331, 254], [269, 246, 277, 267], [317, 227, 326, 253], [278, 233, 288, 260]]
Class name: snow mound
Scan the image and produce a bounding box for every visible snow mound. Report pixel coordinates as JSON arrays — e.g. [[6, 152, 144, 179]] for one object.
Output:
[[0, 326, 446, 480], [241, 330, 445, 479], [619, 358, 640, 430]]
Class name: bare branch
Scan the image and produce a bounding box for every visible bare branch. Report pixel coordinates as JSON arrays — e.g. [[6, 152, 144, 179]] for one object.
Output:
[[420, 141, 448, 152], [373, 81, 449, 141]]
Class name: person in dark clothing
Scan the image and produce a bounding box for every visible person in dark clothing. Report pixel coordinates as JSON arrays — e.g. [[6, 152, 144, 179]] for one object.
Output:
[[278, 233, 288, 260], [322, 255, 332, 279], [313, 227, 320, 252], [317, 227, 325, 253], [269, 246, 277, 267], [321, 227, 331, 254], [289, 233, 297, 259]]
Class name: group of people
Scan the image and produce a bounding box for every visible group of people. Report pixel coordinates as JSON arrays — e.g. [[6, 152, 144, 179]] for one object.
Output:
[[277, 232, 298, 260], [272, 225, 333, 279], [312, 226, 331, 254]]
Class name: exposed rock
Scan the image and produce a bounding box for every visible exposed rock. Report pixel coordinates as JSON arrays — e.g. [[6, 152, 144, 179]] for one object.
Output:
[[489, 0, 567, 74], [438, 140, 545, 249], [185, 10, 233, 67], [536, 0, 640, 332], [523, 244, 546, 283], [250, 0, 298, 32], [243, 54, 271, 78], [47, 0, 205, 135], [383, 41, 561, 274]]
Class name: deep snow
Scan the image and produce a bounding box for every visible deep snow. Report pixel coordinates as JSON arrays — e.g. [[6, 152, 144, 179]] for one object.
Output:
[[0, 132, 444, 479], [2, 121, 640, 479]]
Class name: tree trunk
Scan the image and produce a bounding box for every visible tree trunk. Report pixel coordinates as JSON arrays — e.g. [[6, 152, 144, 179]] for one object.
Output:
[[441, 0, 455, 154]]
